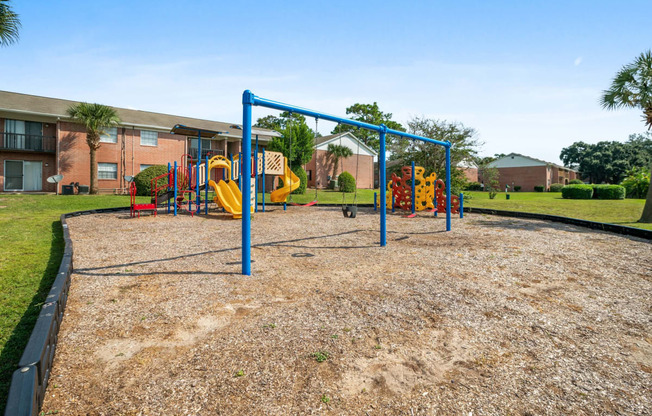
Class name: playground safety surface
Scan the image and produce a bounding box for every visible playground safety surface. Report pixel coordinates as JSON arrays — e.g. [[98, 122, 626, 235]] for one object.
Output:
[[41, 207, 651, 415]]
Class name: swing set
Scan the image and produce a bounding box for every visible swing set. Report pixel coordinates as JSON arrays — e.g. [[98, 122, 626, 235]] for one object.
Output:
[[240, 90, 452, 276]]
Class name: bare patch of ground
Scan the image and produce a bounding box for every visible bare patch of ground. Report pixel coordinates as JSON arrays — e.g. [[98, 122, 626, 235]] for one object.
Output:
[[41, 208, 651, 415]]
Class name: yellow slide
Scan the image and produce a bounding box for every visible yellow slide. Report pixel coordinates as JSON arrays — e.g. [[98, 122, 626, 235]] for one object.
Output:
[[271, 158, 300, 202], [208, 179, 252, 219]]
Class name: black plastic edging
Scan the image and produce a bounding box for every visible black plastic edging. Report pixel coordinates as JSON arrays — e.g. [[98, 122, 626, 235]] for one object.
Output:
[[4, 208, 130, 416], [464, 207, 652, 240]]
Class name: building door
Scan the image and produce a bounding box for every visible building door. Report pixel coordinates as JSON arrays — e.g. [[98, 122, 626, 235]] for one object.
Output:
[[3, 160, 42, 191], [4, 160, 23, 190], [24, 161, 42, 191]]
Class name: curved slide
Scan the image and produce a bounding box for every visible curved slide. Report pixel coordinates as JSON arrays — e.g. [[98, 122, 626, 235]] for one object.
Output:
[[208, 179, 252, 219], [270, 159, 300, 203]]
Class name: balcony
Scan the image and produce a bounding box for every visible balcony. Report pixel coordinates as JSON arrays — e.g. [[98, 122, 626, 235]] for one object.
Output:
[[189, 148, 224, 161], [0, 132, 56, 153]]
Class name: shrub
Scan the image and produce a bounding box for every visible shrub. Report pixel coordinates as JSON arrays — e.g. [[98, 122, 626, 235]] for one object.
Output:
[[514, 185, 521, 192], [592, 184, 625, 200], [134, 165, 168, 196], [465, 181, 482, 191], [534, 185, 545, 192], [292, 165, 307, 195], [620, 167, 650, 199], [338, 171, 356, 193], [561, 184, 593, 199], [569, 179, 584, 185], [549, 183, 564, 192]]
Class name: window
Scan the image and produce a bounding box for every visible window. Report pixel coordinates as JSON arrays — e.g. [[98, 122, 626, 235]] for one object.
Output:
[[307, 170, 312, 181], [140, 164, 153, 172], [98, 163, 118, 180], [100, 127, 118, 143], [141, 130, 158, 146]]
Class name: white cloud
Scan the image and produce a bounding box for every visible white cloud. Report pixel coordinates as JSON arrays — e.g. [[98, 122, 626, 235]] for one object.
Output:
[[574, 56, 583, 66]]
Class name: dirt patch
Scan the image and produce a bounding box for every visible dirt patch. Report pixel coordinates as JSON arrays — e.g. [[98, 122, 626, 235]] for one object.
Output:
[[41, 208, 651, 415]]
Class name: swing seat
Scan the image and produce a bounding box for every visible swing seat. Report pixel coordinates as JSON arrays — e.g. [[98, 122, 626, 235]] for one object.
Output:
[[290, 200, 318, 207], [342, 205, 357, 218]]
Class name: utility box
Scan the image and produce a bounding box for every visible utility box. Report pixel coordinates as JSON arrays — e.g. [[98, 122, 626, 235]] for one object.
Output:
[[78, 185, 89, 194], [62, 185, 74, 195]]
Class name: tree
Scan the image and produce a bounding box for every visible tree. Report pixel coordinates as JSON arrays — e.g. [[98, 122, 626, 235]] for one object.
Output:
[[326, 143, 353, 180], [388, 116, 481, 193], [67, 103, 120, 194], [0, 0, 20, 46], [331, 102, 405, 152], [601, 50, 652, 222], [262, 112, 314, 168]]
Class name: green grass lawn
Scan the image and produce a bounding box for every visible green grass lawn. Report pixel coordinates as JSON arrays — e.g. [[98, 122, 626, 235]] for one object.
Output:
[[463, 191, 651, 230], [0, 193, 148, 413]]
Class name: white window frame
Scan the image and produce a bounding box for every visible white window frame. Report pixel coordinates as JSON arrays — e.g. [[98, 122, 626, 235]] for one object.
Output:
[[100, 127, 118, 143], [98, 162, 118, 180], [140, 130, 158, 147]]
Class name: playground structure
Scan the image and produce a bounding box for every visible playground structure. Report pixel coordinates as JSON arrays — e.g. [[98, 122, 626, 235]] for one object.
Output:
[[129, 149, 291, 219], [387, 164, 461, 215]]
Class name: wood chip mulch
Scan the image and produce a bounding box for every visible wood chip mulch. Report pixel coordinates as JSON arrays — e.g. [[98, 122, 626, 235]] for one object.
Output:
[[41, 207, 651, 415]]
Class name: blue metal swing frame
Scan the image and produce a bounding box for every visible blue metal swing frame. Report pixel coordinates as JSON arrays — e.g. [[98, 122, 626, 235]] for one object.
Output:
[[241, 90, 452, 276]]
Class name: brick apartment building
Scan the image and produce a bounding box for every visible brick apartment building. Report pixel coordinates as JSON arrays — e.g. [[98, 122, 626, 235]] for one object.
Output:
[[305, 132, 376, 189], [483, 153, 579, 191], [0, 91, 280, 193]]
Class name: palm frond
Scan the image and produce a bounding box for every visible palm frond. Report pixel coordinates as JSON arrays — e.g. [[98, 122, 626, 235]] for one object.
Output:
[[0, 0, 21, 46]]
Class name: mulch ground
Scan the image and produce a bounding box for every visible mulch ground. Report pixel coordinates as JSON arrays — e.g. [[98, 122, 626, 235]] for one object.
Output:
[[41, 207, 651, 415]]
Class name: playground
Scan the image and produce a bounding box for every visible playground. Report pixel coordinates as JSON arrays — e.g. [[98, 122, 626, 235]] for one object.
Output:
[[40, 207, 651, 415]]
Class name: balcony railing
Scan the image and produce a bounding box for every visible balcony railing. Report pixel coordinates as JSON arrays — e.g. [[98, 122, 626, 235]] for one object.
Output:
[[189, 148, 224, 161], [0, 132, 56, 153]]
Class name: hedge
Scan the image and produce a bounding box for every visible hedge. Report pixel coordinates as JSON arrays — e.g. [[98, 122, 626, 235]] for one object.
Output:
[[569, 179, 584, 185], [465, 181, 482, 191], [514, 185, 521, 192], [134, 165, 169, 196], [549, 183, 564, 192], [561, 184, 593, 199], [592, 184, 625, 200], [534, 185, 545, 192], [338, 171, 356, 193]]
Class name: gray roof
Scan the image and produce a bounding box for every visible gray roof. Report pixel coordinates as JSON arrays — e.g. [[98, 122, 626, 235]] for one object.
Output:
[[0, 90, 281, 140], [492, 153, 578, 172], [314, 132, 377, 156]]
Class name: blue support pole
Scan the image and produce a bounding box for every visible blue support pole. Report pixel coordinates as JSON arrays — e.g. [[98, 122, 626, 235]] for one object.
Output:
[[229, 153, 234, 180], [173, 161, 178, 217], [241, 90, 253, 276], [188, 161, 193, 212], [255, 135, 259, 213], [379, 126, 387, 246], [284, 202, 287, 211], [411, 160, 416, 215], [434, 193, 438, 217], [238, 151, 242, 190], [196, 132, 201, 209], [460, 192, 464, 219], [445, 144, 451, 231], [392, 193, 395, 212], [167, 162, 171, 214], [374, 192, 377, 211], [205, 155, 209, 215], [262, 149, 266, 212]]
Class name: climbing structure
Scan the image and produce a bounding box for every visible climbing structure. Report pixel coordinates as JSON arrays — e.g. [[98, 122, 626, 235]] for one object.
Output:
[[387, 165, 460, 214]]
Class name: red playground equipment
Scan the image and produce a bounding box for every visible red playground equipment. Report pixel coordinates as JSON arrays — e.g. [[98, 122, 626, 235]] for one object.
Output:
[[130, 156, 196, 218], [387, 165, 460, 215]]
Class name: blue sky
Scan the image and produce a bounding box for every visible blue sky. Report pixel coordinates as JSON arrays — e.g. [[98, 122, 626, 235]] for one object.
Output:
[[2, 0, 651, 163]]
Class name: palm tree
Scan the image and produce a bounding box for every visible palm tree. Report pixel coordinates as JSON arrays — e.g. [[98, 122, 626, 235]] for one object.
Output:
[[0, 0, 20, 46], [327, 143, 353, 180], [601, 50, 652, 223], [67, 103, 120, 194]]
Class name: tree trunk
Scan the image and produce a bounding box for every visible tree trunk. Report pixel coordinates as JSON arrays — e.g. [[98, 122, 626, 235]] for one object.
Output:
[[332, 158, 339, 180], [90, 147, 98, 194], [638, 164, 652, 223]]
